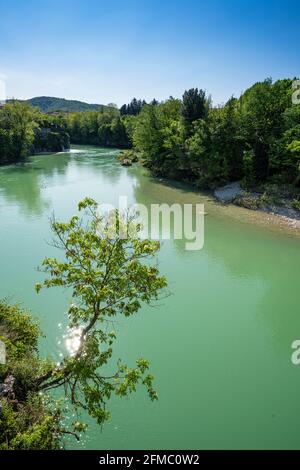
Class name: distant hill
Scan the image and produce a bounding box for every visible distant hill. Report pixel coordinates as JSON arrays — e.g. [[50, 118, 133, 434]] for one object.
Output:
[[21, 96, 106, 113]]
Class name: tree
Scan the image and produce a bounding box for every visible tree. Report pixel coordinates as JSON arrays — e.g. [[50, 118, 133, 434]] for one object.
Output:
[[122, 114, 138, 145], [181, 88, 208, 128], [133, 104, 164, 169], [110, 116, 129, 147], [269, 103, 300, 182], [130, 78, 299, 189], [0, 102, 38, 164], [34, 198, 167, 425], [207, 98, 245, 182], [185, 119, 218, 187], [120, 99, 145, 116], [120, 104, 128, 116], [0, 198, 167, 448], [241, 78, 293, 181], [156, 98, 185, 176]]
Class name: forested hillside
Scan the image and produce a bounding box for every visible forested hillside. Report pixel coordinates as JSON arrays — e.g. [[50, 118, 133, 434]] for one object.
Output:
[[12, 96, 107, 113]]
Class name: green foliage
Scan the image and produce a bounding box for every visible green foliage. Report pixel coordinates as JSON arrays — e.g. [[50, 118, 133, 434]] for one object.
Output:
[[0, 198, 167, 449], [242, 149, 256, 189], [66, 108, 133, 148], [133, 99, 184, 176], [4, 78, 300, 188], [241, 78, 293, 181], [35, 198, 167, 427], [287, 140, 300, 155], [0, 397, 62, 450], [131, 78, 300, 189], [33, 199, 166, 427], [133, 104, 164, 166], [181, 88, 209, 128], [34, 130, 70, 153], [0, 102, 71, 164], [292, 198, 300, 211], [0, 102, 38, 164], [120, 98, 146, 116], [0, 302, 61, 450], [0, 300, 40, 362]]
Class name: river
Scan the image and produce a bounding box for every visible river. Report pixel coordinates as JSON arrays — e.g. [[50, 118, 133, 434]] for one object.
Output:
[[1, 145, 300, 449]]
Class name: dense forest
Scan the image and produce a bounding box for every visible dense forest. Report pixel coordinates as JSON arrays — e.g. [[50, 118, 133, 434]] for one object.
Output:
[[1, 78, 300, 193], [131, 78, 300, 191]]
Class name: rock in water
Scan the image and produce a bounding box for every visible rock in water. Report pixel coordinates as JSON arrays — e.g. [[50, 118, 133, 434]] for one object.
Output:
[[121, 159, 132, 167], [214, 182, 245, 203]]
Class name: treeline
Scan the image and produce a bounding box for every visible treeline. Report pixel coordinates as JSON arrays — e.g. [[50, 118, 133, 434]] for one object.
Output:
[[0, 99, 137, 165], [120, 98, 146, 116], [65, 97, 160, 147], [2, 80, 300, 190], [0, 101, 70, 165], [132, 78, 300, 189], [66, 107, 133, 148], [65, 79, 300, 189], [66, 97, 155, 147]]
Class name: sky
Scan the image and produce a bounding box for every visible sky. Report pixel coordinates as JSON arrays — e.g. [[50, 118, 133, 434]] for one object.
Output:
[[0, 0, 299, 107]]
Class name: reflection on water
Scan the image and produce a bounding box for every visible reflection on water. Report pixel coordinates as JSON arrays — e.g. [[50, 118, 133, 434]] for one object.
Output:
[[0, 147, 123, 216], [1, 146, 300, 450], [65, 326, 83, 357], [0, 164, 50, 216]]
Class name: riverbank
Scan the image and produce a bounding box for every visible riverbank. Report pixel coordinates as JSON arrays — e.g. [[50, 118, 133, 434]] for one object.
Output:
[[213, 182, 300, 229], [116, 155, 300, 231]]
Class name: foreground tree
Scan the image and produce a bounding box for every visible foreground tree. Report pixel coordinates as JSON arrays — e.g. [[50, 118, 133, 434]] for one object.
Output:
[[0, 198, 167, 449]]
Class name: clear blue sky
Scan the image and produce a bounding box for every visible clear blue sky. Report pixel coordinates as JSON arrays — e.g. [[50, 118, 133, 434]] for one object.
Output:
[[0, 0, 299, 106]]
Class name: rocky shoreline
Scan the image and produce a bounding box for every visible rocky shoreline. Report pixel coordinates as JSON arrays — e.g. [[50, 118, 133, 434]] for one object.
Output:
[[214, 182, 300, 228]]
